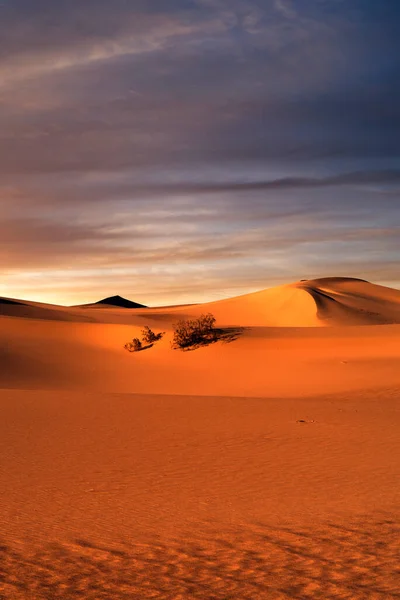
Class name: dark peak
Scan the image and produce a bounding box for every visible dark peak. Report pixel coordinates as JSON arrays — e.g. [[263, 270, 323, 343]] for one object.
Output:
[[0, 297, 28, 306], [94, 295, 146, 309]]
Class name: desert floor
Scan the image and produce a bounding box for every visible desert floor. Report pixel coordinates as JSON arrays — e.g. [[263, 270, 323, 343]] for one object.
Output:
[[1, 277, 399, 598]]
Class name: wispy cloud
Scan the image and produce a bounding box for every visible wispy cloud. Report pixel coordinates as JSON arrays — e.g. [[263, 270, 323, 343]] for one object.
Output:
[[1, 0, 399, 303]]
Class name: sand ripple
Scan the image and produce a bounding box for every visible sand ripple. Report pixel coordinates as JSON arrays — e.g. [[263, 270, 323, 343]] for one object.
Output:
[[1, 516, 399, 599]]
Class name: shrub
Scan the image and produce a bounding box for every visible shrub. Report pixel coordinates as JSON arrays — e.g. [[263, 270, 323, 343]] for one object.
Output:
[[173, 313, 216, 349], [124, 338, 142, 352], [198, 313, 216, 333], [141, 326, 164, 344]]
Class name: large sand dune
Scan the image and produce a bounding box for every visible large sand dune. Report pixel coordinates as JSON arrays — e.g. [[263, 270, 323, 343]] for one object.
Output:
[[1, 277, 400, 396], [195, 277, 400, 327], [1, 277, 400, 598], [2, 276, 399, 326]]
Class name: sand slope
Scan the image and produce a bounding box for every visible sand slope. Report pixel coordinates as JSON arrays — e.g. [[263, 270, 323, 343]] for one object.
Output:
[[2, 276, 399, 327], [1, 277, 400, 396], [1, 277, 400, 598], [193, 277, 400, 327]]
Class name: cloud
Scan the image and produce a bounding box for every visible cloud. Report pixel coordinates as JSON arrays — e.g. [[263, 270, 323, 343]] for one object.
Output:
[[274, 0, 296, 20], [1, 1, 398, 182], [1, 0, 399, 302], [0, 10, 222, 90], [2, 206, 399, 271]]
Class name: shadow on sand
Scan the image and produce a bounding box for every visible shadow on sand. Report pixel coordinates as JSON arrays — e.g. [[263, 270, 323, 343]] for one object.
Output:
[[124, 343, 154, 353], [178, 326, 246, 351]]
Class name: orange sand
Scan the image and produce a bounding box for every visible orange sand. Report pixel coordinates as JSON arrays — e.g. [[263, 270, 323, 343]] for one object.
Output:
[[0, 277, 399, 598]]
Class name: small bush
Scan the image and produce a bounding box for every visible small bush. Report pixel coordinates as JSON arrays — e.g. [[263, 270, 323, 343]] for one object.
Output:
[[141, 326, 164, 344], [173, 313, 216, 349], [124, 338, 142, 352], [198, 313, 216, 333]]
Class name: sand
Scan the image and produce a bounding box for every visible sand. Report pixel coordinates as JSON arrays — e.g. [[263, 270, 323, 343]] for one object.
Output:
[[0, 277, 399, 598]]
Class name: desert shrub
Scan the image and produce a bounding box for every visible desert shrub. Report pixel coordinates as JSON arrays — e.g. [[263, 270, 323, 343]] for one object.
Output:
[[173, 313, 216, 349], [198, 313, 216, 333], [124, 338, 142, 352], [141, 326, 164, 344]]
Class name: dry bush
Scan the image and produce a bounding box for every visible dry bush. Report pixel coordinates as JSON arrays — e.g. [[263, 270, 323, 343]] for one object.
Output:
[[141, 326, 164, 344], [173, 313, 216, 349], [124, 327, 164, 353], [124, 338, 142, 352]]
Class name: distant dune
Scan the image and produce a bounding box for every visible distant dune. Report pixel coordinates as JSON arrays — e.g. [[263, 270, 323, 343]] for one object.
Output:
[[2, 277, 399, 326], [78, 294, 147, 309]]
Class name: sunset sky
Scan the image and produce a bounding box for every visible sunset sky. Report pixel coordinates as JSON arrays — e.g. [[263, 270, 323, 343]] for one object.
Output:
[[1, 0, 399, 306]]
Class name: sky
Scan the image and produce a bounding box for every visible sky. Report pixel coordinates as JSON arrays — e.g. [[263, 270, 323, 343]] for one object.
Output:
[[1, 0, 399, 306]]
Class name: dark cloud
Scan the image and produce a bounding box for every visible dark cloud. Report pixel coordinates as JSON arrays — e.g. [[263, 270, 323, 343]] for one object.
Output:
[[1, 0, 399, 302]]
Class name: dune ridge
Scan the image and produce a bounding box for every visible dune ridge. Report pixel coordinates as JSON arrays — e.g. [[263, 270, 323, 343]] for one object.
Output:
[[1, 277, 399, 327], [1, 277, 399, 397], [296, 277, 400, 325], [179, 276, 400, 327]]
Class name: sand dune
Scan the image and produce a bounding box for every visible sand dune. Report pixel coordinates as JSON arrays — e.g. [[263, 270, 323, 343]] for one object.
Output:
[[2, 277, 399, 327], [297, 277, 400, 325], [0, 296, 95, 322], [1, 277, 399, 598], [79, 294, 147, 309], [1, 278, 400, 396], [190, 277, 400, 327]]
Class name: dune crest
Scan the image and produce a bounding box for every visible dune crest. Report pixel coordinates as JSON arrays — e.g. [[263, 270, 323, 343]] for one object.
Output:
[[294, 277, 400, 325], [195, 277, 400, 327], [1, 277, 399, 327]]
